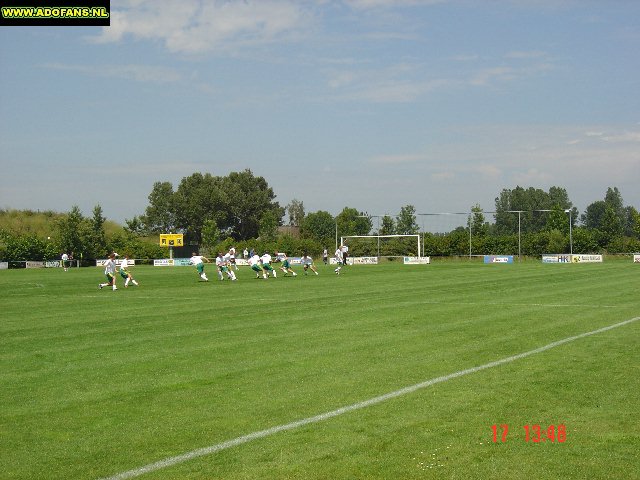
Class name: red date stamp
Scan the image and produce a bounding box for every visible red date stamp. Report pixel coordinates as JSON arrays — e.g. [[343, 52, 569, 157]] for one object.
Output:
[[491, 424, 567, 443]]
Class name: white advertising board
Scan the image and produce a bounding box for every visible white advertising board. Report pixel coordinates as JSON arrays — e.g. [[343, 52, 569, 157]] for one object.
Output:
[[403, 256, 431, 265]]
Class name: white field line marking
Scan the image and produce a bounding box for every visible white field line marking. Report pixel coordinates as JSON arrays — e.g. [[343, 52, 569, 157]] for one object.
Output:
[[101, 316, 639, 480]]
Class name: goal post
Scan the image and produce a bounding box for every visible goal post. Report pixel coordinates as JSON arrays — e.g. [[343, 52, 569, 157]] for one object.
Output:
[[340, 234, 421, 259]]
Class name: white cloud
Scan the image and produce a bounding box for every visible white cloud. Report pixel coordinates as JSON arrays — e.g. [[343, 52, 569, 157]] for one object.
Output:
[[91, 0, 311, 54]]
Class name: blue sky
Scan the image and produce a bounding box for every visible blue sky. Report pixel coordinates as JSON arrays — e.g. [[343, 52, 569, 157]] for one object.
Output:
[[1, 0, 639, 225]]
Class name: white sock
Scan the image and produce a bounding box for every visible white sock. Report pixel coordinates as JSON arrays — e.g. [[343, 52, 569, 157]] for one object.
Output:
[[132, 280, 138, 286]]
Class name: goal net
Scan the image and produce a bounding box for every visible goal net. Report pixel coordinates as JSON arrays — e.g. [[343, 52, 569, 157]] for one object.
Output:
[[340, 234, 421, 260]]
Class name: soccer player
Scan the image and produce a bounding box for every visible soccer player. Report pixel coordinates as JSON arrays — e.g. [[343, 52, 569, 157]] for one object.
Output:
[[279, 254, 297, 277], [228, 246, 239, 271], [189, 252, 210, 282], [119, 255, 139, 287], [249, 253, 266, 279], [334, 247, 343, 275], [301, 253, 319, 275], [61, 252, 70, 272], [99, 253, 118, 291], [222, 252, 237, 280], [261, 252, 276, 278], [340, 243, 349, 266], [322, 248, 328, 265]]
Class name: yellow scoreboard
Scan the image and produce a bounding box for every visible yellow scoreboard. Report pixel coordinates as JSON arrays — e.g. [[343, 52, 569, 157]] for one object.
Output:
[[159, 234, 184, 247]]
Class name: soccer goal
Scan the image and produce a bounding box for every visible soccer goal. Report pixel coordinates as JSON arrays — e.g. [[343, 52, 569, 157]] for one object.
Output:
[[340, 234, 421, 260]]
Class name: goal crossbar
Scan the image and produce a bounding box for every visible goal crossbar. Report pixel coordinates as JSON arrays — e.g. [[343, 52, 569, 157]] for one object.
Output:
[[340, 234, 421, 258]]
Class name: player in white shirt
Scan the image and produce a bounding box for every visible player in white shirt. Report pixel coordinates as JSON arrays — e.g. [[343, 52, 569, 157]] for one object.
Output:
[[340, 244, 349, 266], [99, 253, 118, 290], [301, 253, 319, 275], [249, 254, 266, 279], [222, 252, 237, 280], [261, 253, 276, 277], [334, 248, 343, 275], [61, 252, 69, 271], [189, 252, 210, 281], [228, 247, 239, 271], [119, 255, 139, 287]]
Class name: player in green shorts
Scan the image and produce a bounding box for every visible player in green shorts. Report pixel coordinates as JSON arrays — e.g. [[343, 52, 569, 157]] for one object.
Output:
[[261, 253, 276, 278], [118, 255, 139, 287], [189, 252, 210, 281], [249, 254, 266, 279], [279, 254, 297, 277]]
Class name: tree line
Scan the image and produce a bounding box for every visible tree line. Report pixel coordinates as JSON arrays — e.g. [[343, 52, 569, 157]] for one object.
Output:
[[1, 172, 639, 262]]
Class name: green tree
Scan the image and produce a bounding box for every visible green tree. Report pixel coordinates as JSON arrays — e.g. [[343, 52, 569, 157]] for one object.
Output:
[[143, 181, 176, 233], [545, 205, 569, 234], [581, 200, 606, 229], [200, 219, 221, 252], [221, 169, 282, 240], [301, 210, 335, 245], [632, 208, 640, 238], [259, 210, 279, 242], [623, 206, 638, 237], [123, 215, 147, 236], [286, 199, 305, 226], [336, 207, 372, 238], [468, 204, 488, 237], [396, 205, 419, 235], [56, 206, 87, 259], [599, 204, 623, 246], [604, 187, 625, 225], [494, 186, 573, 234], [379, 215, 396, 235], [85, 205, 108, 259], [173, 173, 225, 245]]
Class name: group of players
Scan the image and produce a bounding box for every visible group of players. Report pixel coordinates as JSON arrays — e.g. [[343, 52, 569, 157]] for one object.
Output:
[[189, 246, 347, 283], [99, 252, 139, 291], [98, 246, 347, 291]]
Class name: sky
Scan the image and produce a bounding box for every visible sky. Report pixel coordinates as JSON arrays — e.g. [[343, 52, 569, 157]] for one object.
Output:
[[1, 0, 639, 226]]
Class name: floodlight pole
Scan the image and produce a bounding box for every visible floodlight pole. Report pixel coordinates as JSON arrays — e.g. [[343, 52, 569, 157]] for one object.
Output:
[[468, 213, 472, 259], [565, 209, 573, 255], [518, 211, 521, 261], [507, 210, 522, 262]]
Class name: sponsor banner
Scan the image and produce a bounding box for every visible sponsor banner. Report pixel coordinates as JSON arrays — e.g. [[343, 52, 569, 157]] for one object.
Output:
[[234, 259, 249, 266], [173, 258, 192, 267], [403, 256, 430, 265], [634, 254, 640, 263], [96, 258, 137, 267], [352, 256, 378, 265], [46, 260, 61, 268], [484, 255, 513, 264], [329, 257, 378, 265], [571, 254, 603, 263], [0, 262, 8, 270], [153, 259, 174, 267], [26, 261, 45, 268], [542, 254, 571, 264]]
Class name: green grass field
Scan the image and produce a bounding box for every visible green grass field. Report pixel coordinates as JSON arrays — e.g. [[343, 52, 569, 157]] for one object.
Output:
[[1, 260, 639, 479]]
